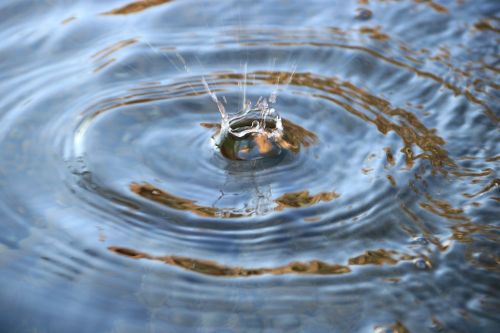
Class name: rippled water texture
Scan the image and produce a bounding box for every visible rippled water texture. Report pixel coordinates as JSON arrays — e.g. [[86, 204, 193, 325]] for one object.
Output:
[[0, 0, 499, 332]]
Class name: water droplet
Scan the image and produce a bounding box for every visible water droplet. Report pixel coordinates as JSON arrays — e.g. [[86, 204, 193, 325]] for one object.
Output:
[[414, 258, 431, 270], [356, 8, 373, 20], [412, 236, 429, 245]]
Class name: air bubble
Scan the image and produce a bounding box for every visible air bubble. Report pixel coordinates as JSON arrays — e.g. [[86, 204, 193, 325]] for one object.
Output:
[[412, 236, 429, 245], [414, 258, 431, 270], [356, 8, 373, 20]]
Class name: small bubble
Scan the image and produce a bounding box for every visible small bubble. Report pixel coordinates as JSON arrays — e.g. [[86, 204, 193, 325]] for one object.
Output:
[[414, 258, 431, 270], [356, 8, 373, 20], [412, 236, 429, 245]]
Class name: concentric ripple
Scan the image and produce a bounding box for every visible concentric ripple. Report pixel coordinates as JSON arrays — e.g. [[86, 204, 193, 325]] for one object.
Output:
[[0, 0, 499, 332]]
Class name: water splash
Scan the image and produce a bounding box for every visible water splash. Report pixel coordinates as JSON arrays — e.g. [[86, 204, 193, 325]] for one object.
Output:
[[203, 67, 295, 161], [202, 77, 228, 123]]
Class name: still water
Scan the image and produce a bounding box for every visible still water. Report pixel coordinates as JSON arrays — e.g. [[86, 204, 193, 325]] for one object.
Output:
[[0, 0, 499, 332]]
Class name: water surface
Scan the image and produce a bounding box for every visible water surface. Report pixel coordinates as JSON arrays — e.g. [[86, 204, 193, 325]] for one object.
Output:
[[0, 0, 499, 332]]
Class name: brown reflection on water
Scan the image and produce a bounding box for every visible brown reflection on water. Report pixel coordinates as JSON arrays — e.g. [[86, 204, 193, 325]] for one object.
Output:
[[451, 168, 494, 178], [109, 246, 351, 276], [131, 183, 339, 218], [278, 119, 318, 152], [109, 246, 425, 277], [451, 222, 500, 272], [485, 155, 500, 162], [92, 38, 138, 60], [359, 26, 390, 41], [130, 183, 244, 218], [450, 222, 499, 244], [348, 248, 418, 266], [91, 38, 138, 73], [360, 0, 447, 14], [419, 195, 469, 221], [200, 122, 221, 129], [61, 16, 76, 25], [462, 178, 500, 198], [242, 70, 455, 171], [386, 175, 397, 187], [414, 0, 448, 13], [102, 0, 173, 15], [474, 19, 500, 34], [275, 191, 340, 211], [349, 249, 398, 265], [93, 59, 116, 73], [384, 147, 395, 166]]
